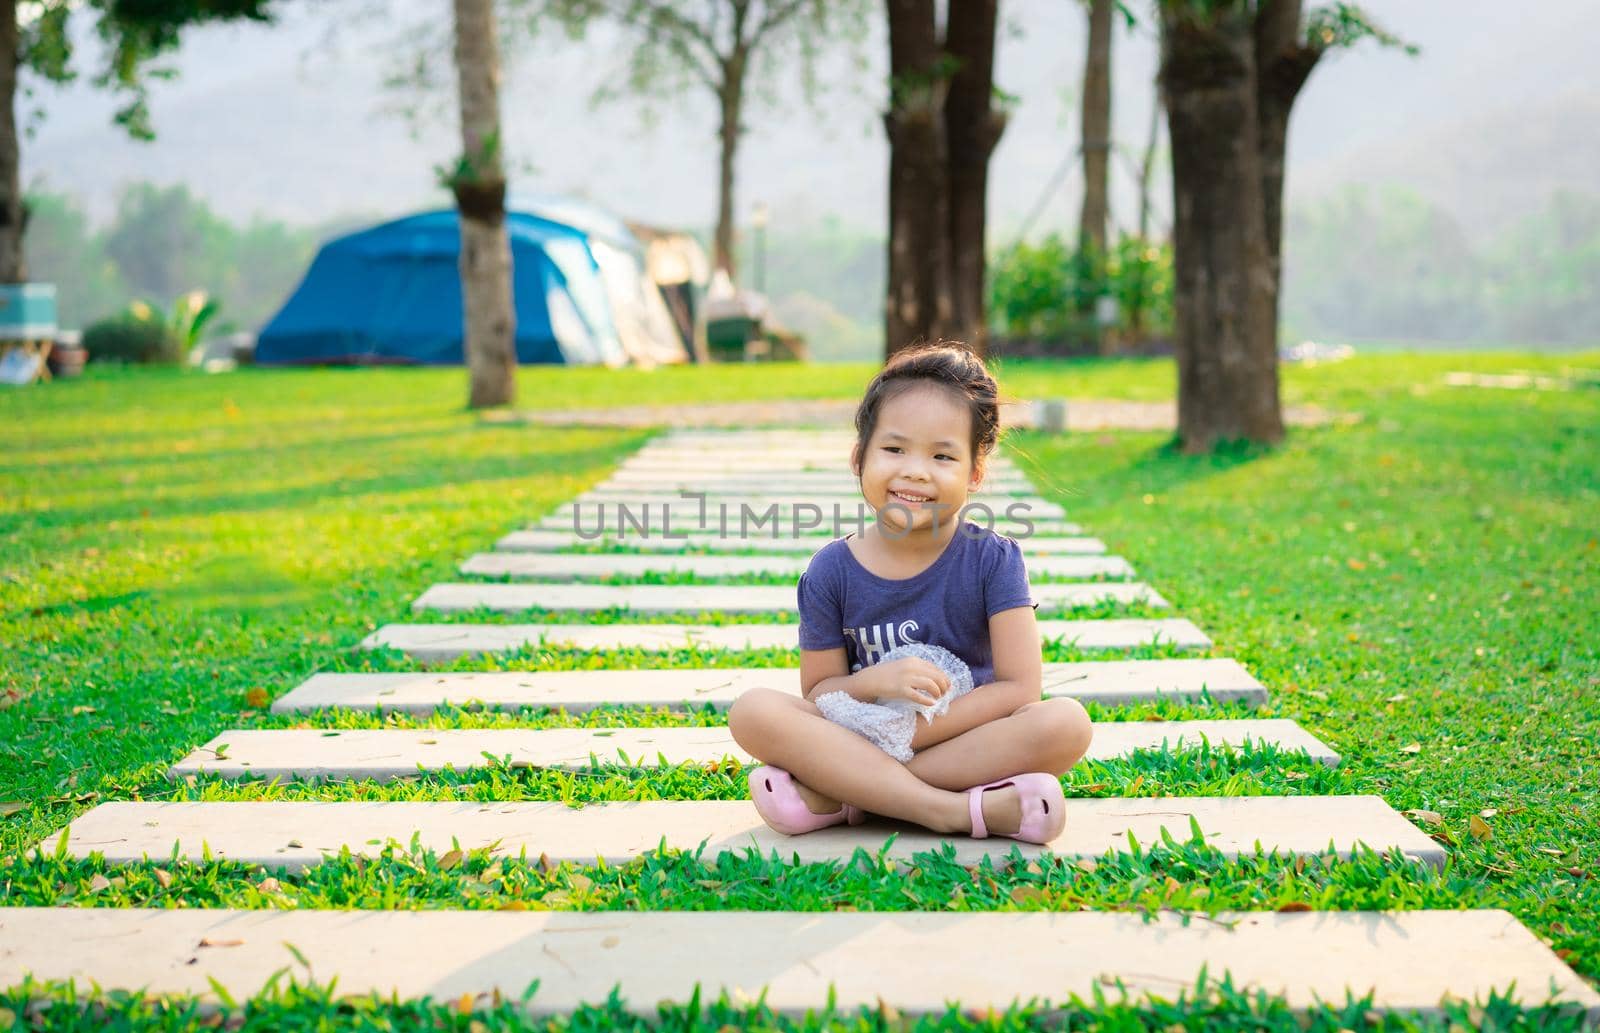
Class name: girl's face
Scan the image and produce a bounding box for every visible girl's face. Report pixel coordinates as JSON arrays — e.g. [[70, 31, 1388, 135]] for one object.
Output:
[[852, 382, 985, 536]]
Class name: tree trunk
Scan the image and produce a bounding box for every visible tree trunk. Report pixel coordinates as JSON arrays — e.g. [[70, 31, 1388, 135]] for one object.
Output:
[[943, 0, 1004, 359], [1078, 0, 1113, 253], [1137, 91, 1161, 242], [452, 0, 515, 408], [883, 0, 952, 357], [1160, 7, 1283, 451], [713, 51, 746, 278], [1254, 0, 1319, 364], [0, 0, 25, 283]]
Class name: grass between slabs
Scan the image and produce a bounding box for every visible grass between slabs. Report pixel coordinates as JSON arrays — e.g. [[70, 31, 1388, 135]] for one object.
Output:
[[1, 353, 1596, 1023]]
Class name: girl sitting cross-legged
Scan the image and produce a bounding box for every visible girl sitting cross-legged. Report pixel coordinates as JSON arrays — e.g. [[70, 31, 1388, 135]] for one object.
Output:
[[727, 342, 1094, 843]]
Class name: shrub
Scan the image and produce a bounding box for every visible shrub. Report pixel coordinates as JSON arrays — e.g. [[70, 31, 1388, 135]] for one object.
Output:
[[987, 234, 1173, 344], [83, 305, 181, 364]]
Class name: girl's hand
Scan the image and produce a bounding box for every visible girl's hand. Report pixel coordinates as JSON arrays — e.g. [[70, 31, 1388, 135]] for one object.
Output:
[[865, 657, 951, 708]]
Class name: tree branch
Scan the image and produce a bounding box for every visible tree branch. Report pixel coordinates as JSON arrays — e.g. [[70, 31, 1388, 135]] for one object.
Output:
[[748, 0, 815, 47], [628, 0, 723, 87]]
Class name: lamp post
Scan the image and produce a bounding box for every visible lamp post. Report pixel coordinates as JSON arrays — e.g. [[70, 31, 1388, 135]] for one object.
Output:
[[751, 202, 768, 294]]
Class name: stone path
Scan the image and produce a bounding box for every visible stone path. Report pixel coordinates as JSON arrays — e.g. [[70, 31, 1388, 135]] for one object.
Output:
[[361, 618, 1214, 661], [2, 909, 1588, 1016], [495, 397, 1342, 432], [268, 658, 1269, 713], [14, 427, 1594, 1018], [409, 580, 1168, 614], [60, 797, 1442, 869], [463, 550, 1131, 579], [169, 719, 1340, 781], [531, 513, 1086, 537], [499, 528, 1095, 552]]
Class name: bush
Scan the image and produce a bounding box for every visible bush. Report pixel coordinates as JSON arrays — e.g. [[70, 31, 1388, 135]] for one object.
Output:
[[83, 307, 181, 364], [987, 234, 1173, 344]]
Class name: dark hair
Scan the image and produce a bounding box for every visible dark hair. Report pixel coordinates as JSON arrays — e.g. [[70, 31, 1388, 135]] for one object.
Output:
[[851, 342, 1001, 475]]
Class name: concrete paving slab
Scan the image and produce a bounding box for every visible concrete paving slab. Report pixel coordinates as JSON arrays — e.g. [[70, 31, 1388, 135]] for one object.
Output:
[[461, 551, 1131, 581], [1, 908, 1591, 1016], [576, 492, 1067, 518], [496, 528, 1095, 553], [605, 474, 1038, 495], [619, 456, 1025, 473], [411, 581, 1167, 615], [170, 719, 1335, 781], [56, 795, 1442, 870], [361, 619, 1211, 660], [552, 500, 1069, 528], [530, 515, 1088, 539], [1041, 657, 1266, 704], [270, 658, 1266, 715]]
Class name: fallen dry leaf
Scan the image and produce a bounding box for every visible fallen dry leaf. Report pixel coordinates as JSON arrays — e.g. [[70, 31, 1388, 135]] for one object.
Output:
[[153, 868, 173, 889], [243, 688, 270, 710], [257, 877, 282, 893], [0, 802, 26, 818], [1468, 815, 1493, 841], [1276, 901, 1313, 913], [437, 849, 463, 871], [1399, 743, 1423, 755], [87, 874, 111, 893], [1009, 885, 1050, 906], [567, 873, 594, 893], [1404, 809, 1443, 826], [197, 937, 243, 948]]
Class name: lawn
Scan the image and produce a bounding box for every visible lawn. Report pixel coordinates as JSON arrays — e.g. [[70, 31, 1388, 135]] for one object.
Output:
[[1, 352, 1597, 1029]]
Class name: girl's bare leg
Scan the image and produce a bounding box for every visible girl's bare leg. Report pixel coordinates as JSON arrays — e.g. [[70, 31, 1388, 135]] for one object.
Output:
[[727, 690, 1092, 836], [906, 698, 1093, 790]]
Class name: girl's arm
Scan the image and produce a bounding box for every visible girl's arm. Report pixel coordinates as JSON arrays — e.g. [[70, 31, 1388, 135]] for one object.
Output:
[[799, 646, 881, 703], [907, 605, 1043, 752]]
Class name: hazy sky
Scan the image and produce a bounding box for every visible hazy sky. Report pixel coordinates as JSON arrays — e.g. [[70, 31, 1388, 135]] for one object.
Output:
[[22, 0, 1600, 241]]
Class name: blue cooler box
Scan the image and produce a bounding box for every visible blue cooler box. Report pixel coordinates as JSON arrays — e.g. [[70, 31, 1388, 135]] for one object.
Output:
[[0, 284, 58, 339]]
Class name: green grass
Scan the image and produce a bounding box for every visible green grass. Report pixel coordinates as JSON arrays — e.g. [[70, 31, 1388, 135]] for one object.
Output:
[[2, 353, 1598, 1024]]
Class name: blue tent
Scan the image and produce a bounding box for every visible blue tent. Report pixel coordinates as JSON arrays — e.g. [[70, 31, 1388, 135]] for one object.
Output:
[[256, 209, 625, 366]]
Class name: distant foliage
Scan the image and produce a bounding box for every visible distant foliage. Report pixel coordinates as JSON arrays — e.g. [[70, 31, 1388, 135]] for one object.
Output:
[[987, 234, 1173, 343], [1283, 186, 1600, 345], [24, 184, 323, 332]]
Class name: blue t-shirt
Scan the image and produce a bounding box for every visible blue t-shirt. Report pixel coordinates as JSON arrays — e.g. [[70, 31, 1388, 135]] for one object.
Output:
[[796, 522, 1037, 688]]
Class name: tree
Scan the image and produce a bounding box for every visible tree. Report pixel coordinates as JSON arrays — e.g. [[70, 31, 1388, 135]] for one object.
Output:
[[449, 0, 516, 408], [942, 0, 1005, 356], [1157, 0, 1407, 452], [883, 0, 1006, 357], [533, 0, 868, 279], [1077, 0, 1112, 254], [0, 0, 274, 283], [102, 183, 227, 302]]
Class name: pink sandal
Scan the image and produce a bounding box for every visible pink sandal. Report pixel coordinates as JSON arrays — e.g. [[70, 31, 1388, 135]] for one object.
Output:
[[966, 773, 1066, 844], [748, 766, 866, 836]]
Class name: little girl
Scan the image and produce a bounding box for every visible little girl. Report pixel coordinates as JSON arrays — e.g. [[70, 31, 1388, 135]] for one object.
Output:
[[727, 343, 1094, 843]]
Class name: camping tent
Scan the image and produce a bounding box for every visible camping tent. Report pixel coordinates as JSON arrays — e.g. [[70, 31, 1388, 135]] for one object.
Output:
[[509, 192, 694, 368], [257, 204, 691, 367]]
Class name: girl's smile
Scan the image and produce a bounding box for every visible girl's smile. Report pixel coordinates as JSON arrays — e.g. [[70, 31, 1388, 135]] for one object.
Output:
[[853, 382, 984, 540]]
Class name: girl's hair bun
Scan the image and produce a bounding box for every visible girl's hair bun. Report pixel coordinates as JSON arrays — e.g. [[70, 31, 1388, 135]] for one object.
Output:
[[852, 341, 1001, 471]]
